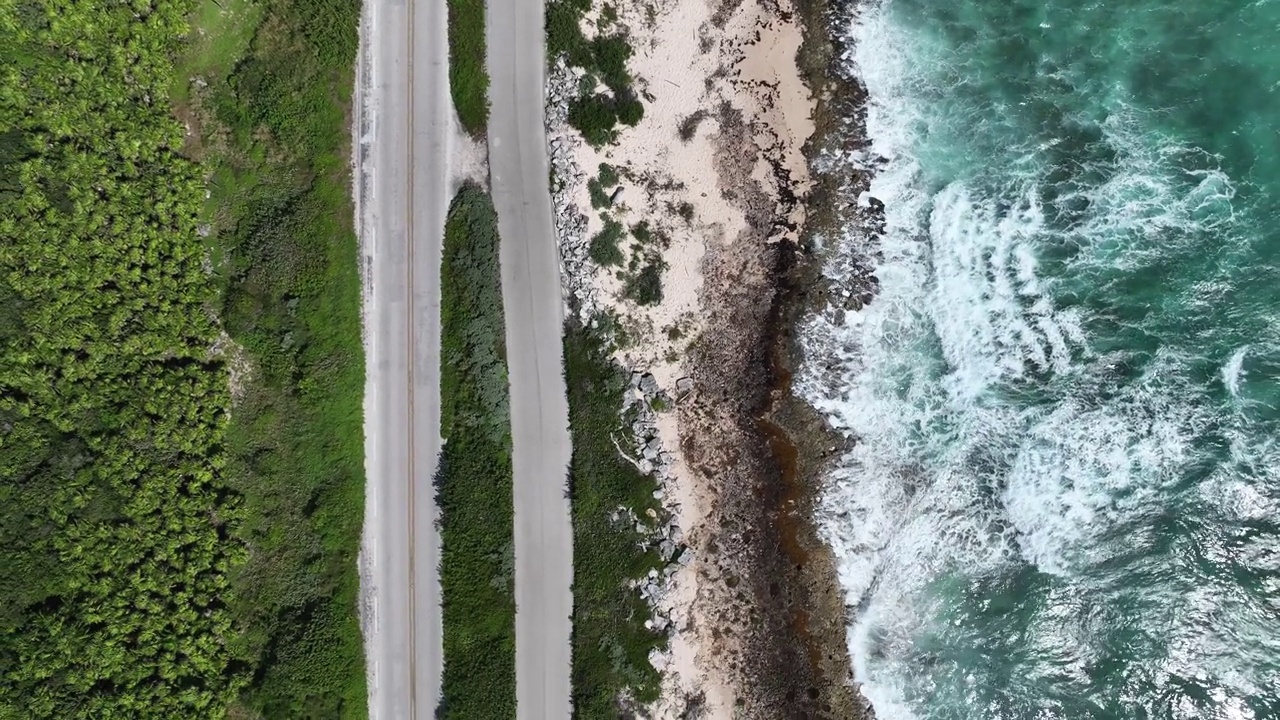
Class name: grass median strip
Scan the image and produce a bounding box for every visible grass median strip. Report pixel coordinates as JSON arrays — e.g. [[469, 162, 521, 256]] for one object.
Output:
[[564, 319, 666, 716], [436, 184, 516, 718], [446, 0, 489, 135]]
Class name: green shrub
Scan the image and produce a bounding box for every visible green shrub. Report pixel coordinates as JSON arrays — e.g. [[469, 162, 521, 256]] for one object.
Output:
[[631, 220, 652, 245], [597, 162, 620, 187], [568, 94, 619, 146], [600, 3, 618, 26], [616, 93, 644, 127], [547, 0, 590, 65], [589, 216, 626, 266], [625, 262, 664, 306], [546, 0, 645, 144], [589, 34, 633, 92], [588, 178, 610, 209]]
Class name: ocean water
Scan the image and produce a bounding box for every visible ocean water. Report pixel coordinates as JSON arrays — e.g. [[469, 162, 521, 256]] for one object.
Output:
[[799, 0, 1280, 717]]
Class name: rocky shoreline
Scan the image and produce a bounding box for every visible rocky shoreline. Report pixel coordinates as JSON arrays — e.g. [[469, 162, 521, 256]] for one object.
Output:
[[544, 0, 882, 714], [772, 0, 889, 715]]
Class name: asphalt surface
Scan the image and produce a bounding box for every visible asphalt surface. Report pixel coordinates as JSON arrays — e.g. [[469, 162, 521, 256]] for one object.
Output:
[[487, 1, 576, 717], [359, 0, 449, 715]]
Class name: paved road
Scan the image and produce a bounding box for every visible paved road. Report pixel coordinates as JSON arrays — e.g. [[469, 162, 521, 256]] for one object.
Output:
[[487, 1, 576, 717], [358, 0, 450, 715]]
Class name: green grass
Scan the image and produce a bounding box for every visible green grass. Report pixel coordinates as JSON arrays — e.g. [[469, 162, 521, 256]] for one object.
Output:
[[175, 0, 370, 714], [563, 320, 666, 715], [436, 185, 517, 719], [447, 0, 489, 135], [171, 0, 264, 106]]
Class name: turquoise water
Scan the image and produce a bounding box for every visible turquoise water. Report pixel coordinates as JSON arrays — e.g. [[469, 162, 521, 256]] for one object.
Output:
[[801, 0, 1280, 717]]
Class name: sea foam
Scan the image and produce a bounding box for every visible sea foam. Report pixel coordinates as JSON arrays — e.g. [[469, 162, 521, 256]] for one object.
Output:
[[799, 0, 1258, 716]]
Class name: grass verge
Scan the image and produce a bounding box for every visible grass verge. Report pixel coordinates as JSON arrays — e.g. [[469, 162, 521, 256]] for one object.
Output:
[[563, 319, 666, 716], [447, 0, 489, 135], [436, 185, 517, 718], [175, 0, 368, 714]]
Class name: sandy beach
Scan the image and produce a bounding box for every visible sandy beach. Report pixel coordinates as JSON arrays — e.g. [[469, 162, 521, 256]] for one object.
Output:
[[545, 0, 859, 714]]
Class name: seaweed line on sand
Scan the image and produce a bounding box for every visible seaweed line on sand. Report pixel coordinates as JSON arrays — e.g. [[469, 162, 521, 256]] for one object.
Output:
[[544, 0, 884, 714]]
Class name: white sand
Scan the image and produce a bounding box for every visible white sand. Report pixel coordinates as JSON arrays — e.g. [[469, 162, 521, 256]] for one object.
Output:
[[554, 0, 816, 714]]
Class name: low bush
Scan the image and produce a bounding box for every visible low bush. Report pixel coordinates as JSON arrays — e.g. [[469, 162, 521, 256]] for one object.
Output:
[[589, 216, 626, 266], [625, 262, 664, 306], [631, 220, 652, 245], [547, 0, 592, 65], [588, 178, 610, 209], [589, 35, 633, 92], [616, 93, 645, 127], [597, 162, 620, 188], [563, 321, 665, 716], [547, 0, 643, 145], [568, 94, 620, 146]]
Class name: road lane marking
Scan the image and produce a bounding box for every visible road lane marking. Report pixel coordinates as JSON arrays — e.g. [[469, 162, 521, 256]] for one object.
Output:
[[405, 0, 419, 715]]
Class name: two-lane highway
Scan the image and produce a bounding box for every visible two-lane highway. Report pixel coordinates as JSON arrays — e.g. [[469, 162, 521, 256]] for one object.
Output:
[[357, 0, 451, 714], [359, 0, 572, 713], [487, 1, 576, 718]]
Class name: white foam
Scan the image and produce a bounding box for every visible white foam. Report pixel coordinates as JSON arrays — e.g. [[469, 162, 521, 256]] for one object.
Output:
[[799, 0, 1255, 715], [1002, 361, 1207, 575], [1223, 345, 1248, 399]]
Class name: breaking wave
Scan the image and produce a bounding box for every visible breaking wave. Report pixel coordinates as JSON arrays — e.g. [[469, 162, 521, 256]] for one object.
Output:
[[799, 0, 1280, 717]]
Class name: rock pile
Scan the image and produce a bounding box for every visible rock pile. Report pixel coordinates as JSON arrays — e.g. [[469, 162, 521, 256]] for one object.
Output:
[[623, 370, 698, 657], [544, 58, 599, 320]]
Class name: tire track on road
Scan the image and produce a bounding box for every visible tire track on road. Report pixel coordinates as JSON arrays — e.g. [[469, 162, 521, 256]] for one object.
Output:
[[404, 0, 419, 713]]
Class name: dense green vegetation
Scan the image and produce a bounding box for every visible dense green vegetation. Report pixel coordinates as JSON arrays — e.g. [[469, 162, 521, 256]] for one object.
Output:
[[179, 0, 369, 713], [587, 162, 619, 209], [588, 178, 611, 209], [436, 185, 516, 719], [1, 0, 366, 713], [446, 0, 488, 135], [546, 0, 666, 711], [546, 0, 643, 145], [563, 320, 666, 715], [589, 216, 626, 266], [0, 0, 243, 716]]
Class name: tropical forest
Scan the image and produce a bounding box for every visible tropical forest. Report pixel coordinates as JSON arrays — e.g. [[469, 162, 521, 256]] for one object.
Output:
[[0, 0, 366, 715]]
